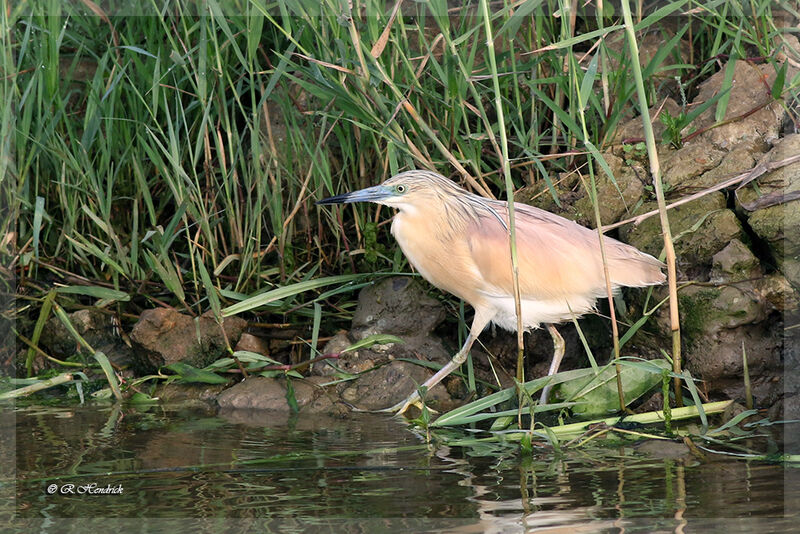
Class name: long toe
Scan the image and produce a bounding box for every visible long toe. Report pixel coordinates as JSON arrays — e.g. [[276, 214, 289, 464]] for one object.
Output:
[[385, 396, 421, 417], [349, 395, 428, 416], [379, 395, 438, 418], [539, 381, 554, 405], [539, 388, 549, 404]]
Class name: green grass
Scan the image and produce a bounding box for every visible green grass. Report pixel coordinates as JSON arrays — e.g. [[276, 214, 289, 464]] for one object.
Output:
[[2, 1, 797, 398]]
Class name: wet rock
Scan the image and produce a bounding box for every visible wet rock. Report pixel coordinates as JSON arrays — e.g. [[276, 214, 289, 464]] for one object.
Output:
[[772, 392, 800, 427], [217, 376, 288, 409], [312, 277, 459, 411], [677, 279, 781, 404], [572, 153, 645, 226], [0, 315, 14, 373], [688, 141, 765, 190], [782, 261, 800, 291], [216, 376, 347, 415], [38, 308, 134, 371], [604, 29, 691, 82], [661, 142, 726, 191], [217, 406, 369, 429], [234, 333, 271, 355], [130, 309, 247, 374], [516, 152, 646, 227], [152, 382, 227, 405], [351, 277, 446, 337], [312, 332, 386, 376], [756, 273, 800, 312], [515, 179, 577, 221], [710, 239, 761, 283], [736, 135, 800, 287], [679, 285, 766, 340], [338, 360, 457, 412], [635, 391, 665, 414], [683, 321, 782, 400], [621, 193, 744, 274], [40, 309, 106, 358], [613, 97, 682, 145], [775, 34, 800, 87], [692, 60, 784, 150]]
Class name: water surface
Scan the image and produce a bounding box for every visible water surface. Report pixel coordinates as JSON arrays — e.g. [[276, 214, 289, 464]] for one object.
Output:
[[5, 402, 798, 532]]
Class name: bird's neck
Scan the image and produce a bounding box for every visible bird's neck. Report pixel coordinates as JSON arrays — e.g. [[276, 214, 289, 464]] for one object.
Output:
[[393, 195, 475, 241]]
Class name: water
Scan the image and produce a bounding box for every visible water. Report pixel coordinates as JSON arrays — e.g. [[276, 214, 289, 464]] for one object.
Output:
[[5, 402, 798, 532]]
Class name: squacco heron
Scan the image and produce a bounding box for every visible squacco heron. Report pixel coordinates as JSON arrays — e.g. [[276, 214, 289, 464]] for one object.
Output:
[[318, 170, 665, 415]]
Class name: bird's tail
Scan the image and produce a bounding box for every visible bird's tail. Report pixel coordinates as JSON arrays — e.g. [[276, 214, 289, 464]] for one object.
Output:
[[608, 245, 667, 288]]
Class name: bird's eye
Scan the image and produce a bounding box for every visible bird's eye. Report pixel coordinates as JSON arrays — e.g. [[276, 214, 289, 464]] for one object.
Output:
[[396, 185, 406, 193]]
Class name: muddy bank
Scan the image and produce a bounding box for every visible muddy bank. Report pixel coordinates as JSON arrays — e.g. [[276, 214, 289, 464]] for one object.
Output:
[[16, 47, 800, 421]]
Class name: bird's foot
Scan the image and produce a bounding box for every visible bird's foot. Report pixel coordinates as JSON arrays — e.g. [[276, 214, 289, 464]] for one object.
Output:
[[348, 396, 437, 416], [539, 381, 554, 405], [375, 391, 437, 418]]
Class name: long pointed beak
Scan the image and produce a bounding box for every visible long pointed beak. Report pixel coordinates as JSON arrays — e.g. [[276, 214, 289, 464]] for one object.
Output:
[[316, 185, 391, 205]]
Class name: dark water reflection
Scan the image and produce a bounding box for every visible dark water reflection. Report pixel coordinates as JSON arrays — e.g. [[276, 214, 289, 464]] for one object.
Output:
[[4, 402, 798, 532]]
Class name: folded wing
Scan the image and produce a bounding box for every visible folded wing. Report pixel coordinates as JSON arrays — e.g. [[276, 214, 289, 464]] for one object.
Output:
[[467, 201, 665, 302]]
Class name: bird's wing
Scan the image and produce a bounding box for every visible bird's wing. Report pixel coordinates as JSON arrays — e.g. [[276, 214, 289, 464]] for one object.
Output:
[[467, 201, 664, 301]]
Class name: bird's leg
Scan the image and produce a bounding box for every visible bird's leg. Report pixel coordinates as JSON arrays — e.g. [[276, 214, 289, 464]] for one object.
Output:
[[379, 333, 478, 415], [539, 324, 565, 403], [383, 308, 493, 416]]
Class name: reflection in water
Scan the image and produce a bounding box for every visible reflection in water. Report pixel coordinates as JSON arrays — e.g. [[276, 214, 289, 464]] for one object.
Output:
[[5, 402, 795, 532]]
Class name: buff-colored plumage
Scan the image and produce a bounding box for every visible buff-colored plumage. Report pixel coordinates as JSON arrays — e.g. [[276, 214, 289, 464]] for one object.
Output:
[[318, 170, 665, 414]]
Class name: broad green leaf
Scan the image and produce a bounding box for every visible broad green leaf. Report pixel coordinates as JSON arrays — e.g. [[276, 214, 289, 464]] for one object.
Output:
[[196, 254, 221, 318], [222, 274, 366, 316], [166, 362, 229, 384], [117, 45, 158, 59], [56, 285, 130, 302], [681, 369, 708, 433], [618, 313, 652, 348], [93, 351, 122, 400], [65, 234, 127, 277], [536, 25, 623, 52], [129, 391, 158, 404], [456, 403, 577, 426], [715, 36, 740, 122], [343, 334, 404, 353], [205, 351, 284, 371], [432, 367, 598, 427], [556, 359, 670, 415], [145, 250, 185, 301], [25, 290, 55, 377], [578, 53, 599, 111], [772, 61, 787, 100], [634, 1, 688, 31], [490, 415, 515, 431], [32, 196, 45, 260], [497, 0, 544, 39], [707, 409, 758, 436], [311, 302, 322, 356], [285, 377, 299, 413], [642, 25, 689, 79]]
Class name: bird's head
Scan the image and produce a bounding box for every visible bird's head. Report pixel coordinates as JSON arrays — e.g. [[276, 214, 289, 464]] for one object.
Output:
[[316, 170, 462, 214]]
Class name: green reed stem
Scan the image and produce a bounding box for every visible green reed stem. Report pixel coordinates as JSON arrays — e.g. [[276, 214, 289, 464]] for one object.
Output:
[[479, 0, 525, 386], [620, 0, 683, 407]]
